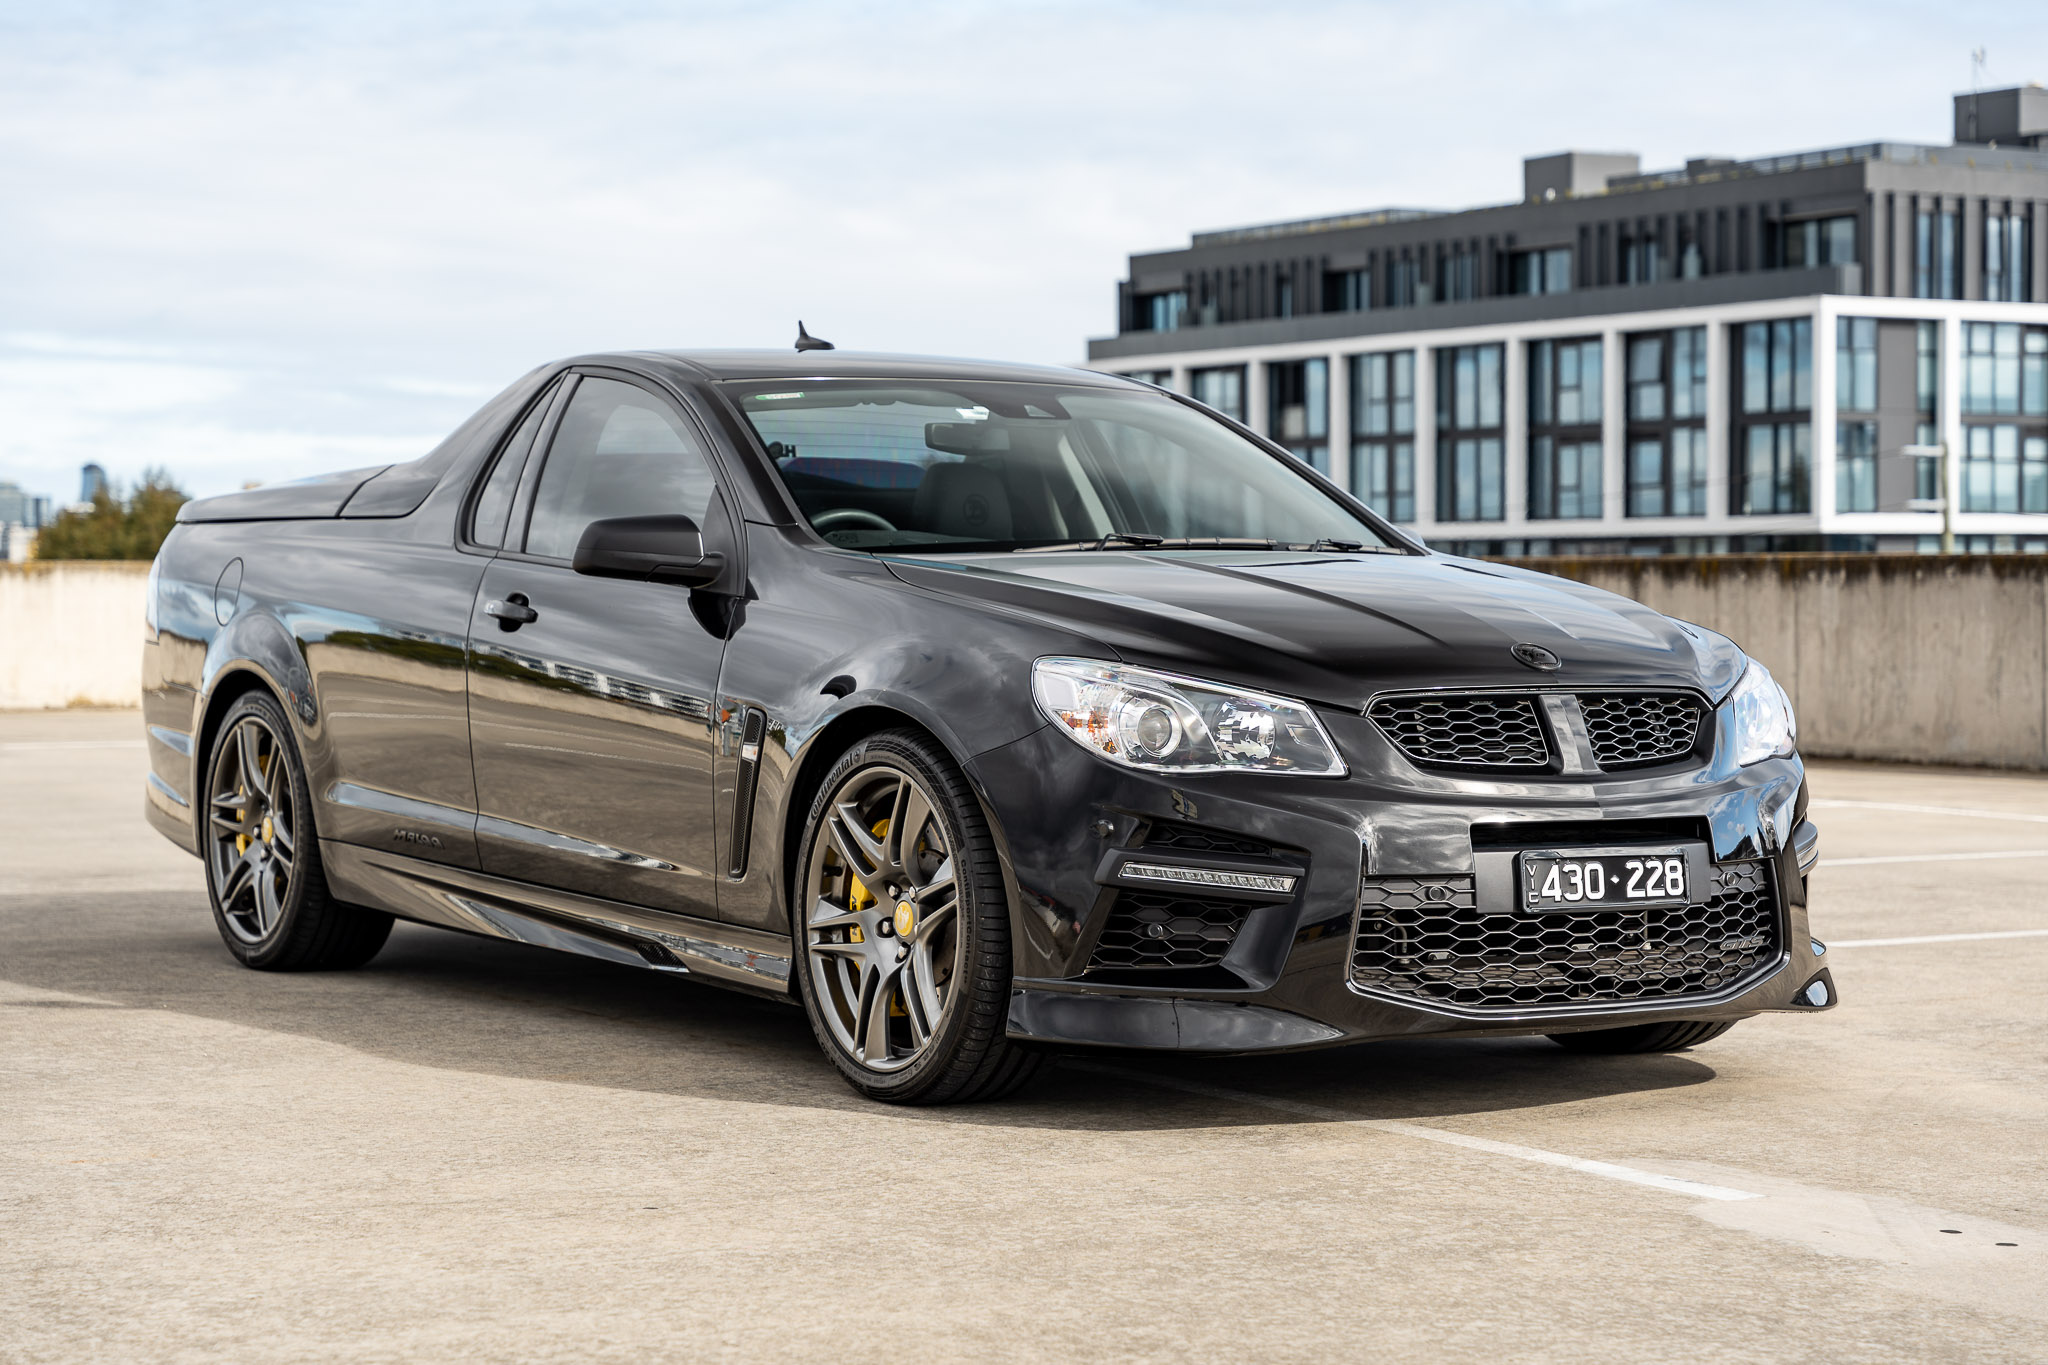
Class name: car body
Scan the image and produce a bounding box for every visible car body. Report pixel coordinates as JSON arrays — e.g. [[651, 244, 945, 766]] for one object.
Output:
[[142, 348, 1832, 1101]]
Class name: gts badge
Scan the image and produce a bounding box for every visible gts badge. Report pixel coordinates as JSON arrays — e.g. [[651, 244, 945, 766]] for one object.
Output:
[[393, 829, 444, 850]]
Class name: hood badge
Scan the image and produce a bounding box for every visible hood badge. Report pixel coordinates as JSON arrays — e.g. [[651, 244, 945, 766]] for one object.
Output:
[[1512, 643, 1561, 672]]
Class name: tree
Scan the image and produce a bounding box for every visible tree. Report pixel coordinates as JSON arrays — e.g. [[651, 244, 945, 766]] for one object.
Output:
[[34, 468, 190, 560]]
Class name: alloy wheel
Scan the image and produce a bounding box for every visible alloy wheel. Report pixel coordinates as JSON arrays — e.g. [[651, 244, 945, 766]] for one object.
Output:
[[803, 761, 963, 1073], [205, 715, 297, 944]]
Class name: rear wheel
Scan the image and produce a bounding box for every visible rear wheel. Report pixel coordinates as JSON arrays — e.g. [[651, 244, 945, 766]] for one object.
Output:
[[1546, 1020, 1736, 1054], [202, 691, 392, 971], [793, 728, 1042, 1104]]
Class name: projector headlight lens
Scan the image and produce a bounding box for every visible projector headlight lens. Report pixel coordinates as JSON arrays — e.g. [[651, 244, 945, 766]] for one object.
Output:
[[1031, 658, 1346, 775]]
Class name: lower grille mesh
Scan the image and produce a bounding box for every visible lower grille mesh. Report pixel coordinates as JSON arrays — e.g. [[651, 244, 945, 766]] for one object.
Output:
[[1089, 891, 1250, 970], [1351, 862, 1777, 1010]]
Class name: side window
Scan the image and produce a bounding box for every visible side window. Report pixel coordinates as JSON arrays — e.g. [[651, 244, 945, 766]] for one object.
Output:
[[468, 384, 556, 548], [522, 377, 719, 561]]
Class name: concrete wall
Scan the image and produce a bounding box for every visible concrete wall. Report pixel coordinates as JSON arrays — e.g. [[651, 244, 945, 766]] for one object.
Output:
[[3, 554, 2043, 770], [1512, 554, 2048, 770], [0, 562, 149, 709]]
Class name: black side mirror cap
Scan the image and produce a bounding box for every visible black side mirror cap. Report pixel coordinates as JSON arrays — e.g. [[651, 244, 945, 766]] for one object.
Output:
[[572, 514, 725, 587]]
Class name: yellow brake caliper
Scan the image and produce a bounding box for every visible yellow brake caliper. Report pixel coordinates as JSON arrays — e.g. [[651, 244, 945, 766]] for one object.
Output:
[[845, 818, 912, 1019]]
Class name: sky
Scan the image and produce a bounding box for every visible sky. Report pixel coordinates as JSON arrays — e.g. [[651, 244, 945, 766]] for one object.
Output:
[[2, 0, 2044, 502]]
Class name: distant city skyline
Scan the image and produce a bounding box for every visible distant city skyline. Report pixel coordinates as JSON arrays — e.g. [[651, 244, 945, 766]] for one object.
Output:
[[2, 0, 2044, 500]]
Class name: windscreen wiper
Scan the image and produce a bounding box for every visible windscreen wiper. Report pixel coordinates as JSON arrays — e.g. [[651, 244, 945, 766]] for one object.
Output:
[[1017, 534, 1282, 553]]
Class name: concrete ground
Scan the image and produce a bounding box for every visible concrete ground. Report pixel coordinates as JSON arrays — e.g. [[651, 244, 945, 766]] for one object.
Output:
[[2, 710, 2044, 1365]]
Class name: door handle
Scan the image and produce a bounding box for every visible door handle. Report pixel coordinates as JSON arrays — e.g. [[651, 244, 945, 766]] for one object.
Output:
[[485, 594, 538, 630]]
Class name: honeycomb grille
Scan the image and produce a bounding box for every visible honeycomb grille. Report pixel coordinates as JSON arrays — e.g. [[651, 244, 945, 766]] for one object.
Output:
[[1089, 891, 1251, 970], [1141, 821, 1275, 859], [1368, 695, 1549, 768], [1351, 862, 1777, 1010], [1581, 693, 1706, 768]]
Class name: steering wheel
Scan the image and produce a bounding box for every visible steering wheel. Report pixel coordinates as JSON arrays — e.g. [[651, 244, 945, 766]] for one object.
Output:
[[812, 507, 898, 535]]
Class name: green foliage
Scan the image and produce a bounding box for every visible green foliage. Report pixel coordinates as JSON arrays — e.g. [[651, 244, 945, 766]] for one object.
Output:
[[33, 468, 189, 560]]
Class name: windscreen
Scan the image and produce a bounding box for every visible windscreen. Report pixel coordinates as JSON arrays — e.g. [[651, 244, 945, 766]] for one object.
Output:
[[731, 380, 1399, 553]]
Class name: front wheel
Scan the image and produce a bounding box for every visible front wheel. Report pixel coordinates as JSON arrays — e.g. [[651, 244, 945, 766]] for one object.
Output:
[[1546, 1020, 1737, 1054], [793, 728, 1042, 1104]]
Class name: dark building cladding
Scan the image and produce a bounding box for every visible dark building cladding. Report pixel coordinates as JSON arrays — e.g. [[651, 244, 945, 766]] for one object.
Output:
[[1089, 86, 2048, 556]]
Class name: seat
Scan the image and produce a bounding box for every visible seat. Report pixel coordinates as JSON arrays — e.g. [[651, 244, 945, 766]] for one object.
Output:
[[912, 461, 1014, 541]]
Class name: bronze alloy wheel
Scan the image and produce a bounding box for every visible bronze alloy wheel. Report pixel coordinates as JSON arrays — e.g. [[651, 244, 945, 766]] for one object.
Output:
[[206, 711, 298, 944], [802, 758, 964, 1072]]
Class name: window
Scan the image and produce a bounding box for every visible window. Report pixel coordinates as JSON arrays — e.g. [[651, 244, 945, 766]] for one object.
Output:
[[1915, 208, 1960, 299], [1625, 327, 1708, 518], [1836, 317, 1878, 412], [1440, 247, 1478, 303], [733, 381, 1396, 552], [1134, 291, 1186, 332], [1267, 358, 1329, 473], [1528, 338, 1603, 520], [1435, 344, 1504, 522], [524, 377, 719, 560], [1732, 320, 1812, 515], [1386, 257, 1422, 309], [1917, 320, 1942, 449], [1985, 213, 2033, 303], [1188, 367, 1245, 423], [1122, 370, 1174, 390], [1276, 278, 1295, 319], [1622, 232, 1662, 284], [1351, 351, 1415, 522], [1837, 420, 1877, 512], [1509, 247, 1571, 295], [1963, 323, 2048, 416], [469, 383, 556, 548], [1962, 426, 2048, 513], [1781, 216, 1857, 269], [1323, 269, 1370, 313]]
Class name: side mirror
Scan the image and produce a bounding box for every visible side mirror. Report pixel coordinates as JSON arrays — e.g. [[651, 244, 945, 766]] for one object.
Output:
[[571, 514, 725, 587]]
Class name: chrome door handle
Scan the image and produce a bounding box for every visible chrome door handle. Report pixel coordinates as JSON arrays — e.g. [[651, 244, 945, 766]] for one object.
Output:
[[485, 595, 538, 629]]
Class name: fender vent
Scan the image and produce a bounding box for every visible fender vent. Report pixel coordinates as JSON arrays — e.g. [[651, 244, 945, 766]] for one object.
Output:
[[727, 708, 766, 878]]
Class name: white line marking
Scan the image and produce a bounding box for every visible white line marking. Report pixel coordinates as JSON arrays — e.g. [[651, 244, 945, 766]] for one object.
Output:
[[1820, 849, 2048, 867], [1073, 1063, 1758, 1202], [1811, 798, 2048, 825], [1829, 928, 2048, 948], [0, 740, 145, 751]]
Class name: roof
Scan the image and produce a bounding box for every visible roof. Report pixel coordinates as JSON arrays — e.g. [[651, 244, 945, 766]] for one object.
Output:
[[627, 349, 1135, 387]]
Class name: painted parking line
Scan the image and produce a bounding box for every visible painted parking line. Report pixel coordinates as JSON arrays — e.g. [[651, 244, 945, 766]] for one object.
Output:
[[1829, 928, 2048, 949], [1820, 850, 2048, 867], [1811, 798, 2048, 825], [1073, 1062, 1759, 1202]]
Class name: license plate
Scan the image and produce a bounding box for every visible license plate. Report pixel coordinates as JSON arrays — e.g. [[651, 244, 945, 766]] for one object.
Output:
[[1519, 848, 1690, 912]]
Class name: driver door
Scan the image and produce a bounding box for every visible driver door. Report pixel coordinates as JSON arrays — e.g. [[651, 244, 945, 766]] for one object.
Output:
[[465, 371, 731, 919]]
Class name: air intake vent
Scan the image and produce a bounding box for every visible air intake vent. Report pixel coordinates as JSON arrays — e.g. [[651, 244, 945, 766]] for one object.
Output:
[[1579, 693, 1706, 768], [1368, 695, 1549, 769]]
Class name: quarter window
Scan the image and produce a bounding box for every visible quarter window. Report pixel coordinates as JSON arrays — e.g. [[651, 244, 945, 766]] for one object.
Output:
[[523, 377, 719, 561], [469, 384, 556, 549]]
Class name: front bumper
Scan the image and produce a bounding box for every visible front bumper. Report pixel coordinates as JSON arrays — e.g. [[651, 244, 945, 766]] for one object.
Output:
[[968, 710, 1834, 1054]]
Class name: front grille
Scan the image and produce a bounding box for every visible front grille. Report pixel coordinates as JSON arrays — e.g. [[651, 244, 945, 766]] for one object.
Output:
[[1351, 862, 1778, 1011], [1367, 695, 1549, 769], [1089, 890, 1251, 970], [1580, 693, 1706, 768]]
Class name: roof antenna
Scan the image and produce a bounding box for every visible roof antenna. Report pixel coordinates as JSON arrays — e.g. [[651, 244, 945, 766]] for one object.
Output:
[[795, 320, 835, 352]]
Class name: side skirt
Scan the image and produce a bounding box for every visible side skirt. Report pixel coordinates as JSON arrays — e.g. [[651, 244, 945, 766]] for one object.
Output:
[[323, 841, 794, 1000]]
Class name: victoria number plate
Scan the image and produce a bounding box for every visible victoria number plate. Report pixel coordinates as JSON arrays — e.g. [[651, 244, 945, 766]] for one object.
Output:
[[1519, 849, 1688, 912]]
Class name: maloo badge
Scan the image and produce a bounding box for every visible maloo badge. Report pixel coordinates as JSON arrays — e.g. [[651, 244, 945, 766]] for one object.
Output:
[[1512, 642, 1562, 671]]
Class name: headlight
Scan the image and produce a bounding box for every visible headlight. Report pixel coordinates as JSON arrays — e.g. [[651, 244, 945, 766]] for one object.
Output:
[[1723, 660, 1797, 766], [1031, 658, 1346, 775]]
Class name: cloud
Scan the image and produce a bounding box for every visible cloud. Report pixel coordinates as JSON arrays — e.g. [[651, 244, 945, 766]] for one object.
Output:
[[0, 0, 2042, 497]]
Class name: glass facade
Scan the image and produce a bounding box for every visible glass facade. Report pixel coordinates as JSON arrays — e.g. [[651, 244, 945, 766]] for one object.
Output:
[[1188, 366, 1245, 423], [1624, 327, 1707, 517], [1780, 216, 1856, 268], [1351, 351, 1415, 522], [1435, 344, 1504, 521], [1266, 358, 1328, 472], [1962, 323, 2048, 416], [1509, 247, 1571, 295], [1527, 338, 1603, 520], [1985, 213, 2034, 304], [1734, 319, 1812, 515], [1135, 291, 1186, 332], [1323, 269, 1370, 313], [1962, 426, 2048, 513], [1916, 208, 1960, 300]]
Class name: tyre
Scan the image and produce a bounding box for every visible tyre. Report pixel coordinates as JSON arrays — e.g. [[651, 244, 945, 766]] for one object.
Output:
[[201, 690, 392, 970], [1546, 1020, 1736, 1054], [793, 727, 1043, 1104]]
